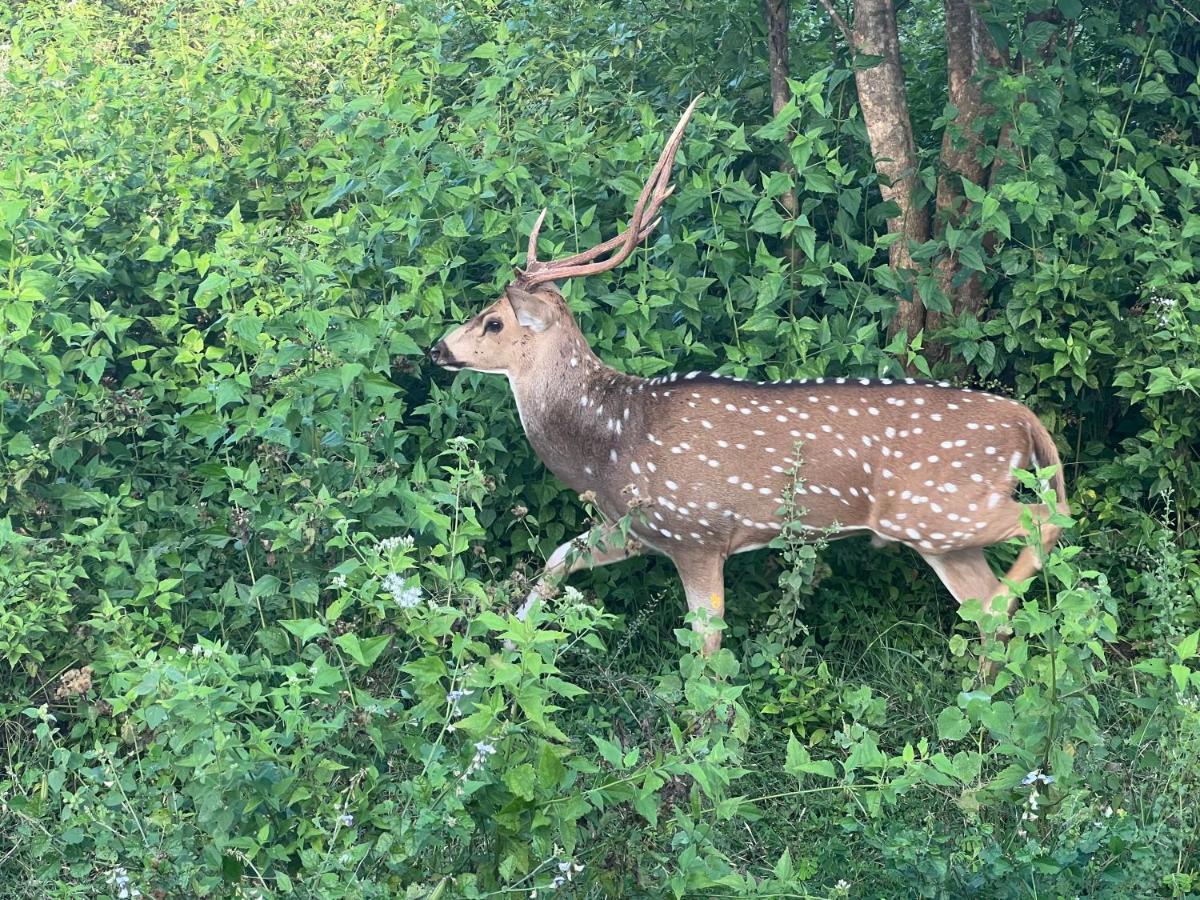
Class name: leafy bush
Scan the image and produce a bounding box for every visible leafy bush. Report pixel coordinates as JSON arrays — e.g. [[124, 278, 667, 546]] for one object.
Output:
[[1, 0, 1198, 896]]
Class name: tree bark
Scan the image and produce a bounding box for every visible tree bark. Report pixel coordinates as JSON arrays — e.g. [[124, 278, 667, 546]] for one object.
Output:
[[927, 4, 1063, 361], [924, 0, 997, 358], [764, 0, 802, 266], [821, 0, 930, 345]]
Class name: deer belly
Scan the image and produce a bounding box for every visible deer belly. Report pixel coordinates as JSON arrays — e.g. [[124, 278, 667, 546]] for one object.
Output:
[[626, 475, 871, 555]]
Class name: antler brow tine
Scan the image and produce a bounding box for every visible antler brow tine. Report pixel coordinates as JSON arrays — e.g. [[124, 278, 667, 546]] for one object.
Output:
[[520, 94, 703, 287], [525, 207, 548, 269]]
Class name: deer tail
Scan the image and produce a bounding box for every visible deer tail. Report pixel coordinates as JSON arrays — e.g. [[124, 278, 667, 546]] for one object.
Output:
[[1026, 409, 1069, 517]]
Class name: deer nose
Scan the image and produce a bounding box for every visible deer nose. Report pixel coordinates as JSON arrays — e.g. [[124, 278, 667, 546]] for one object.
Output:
[[429, 341, 445, 364]]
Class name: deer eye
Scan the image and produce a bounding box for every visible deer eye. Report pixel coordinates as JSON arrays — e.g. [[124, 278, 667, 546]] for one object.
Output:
[[484, 319, 503, 334]]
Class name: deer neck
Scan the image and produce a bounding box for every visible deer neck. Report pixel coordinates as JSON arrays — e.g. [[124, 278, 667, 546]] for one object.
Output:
[[506, 335, 641, 492]]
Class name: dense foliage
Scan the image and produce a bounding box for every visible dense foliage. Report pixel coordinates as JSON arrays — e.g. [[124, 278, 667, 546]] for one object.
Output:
[[1, 0, 1198, 896]]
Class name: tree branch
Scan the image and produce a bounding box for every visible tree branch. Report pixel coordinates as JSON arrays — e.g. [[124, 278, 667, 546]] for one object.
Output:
[[816, 0, 854, 46]]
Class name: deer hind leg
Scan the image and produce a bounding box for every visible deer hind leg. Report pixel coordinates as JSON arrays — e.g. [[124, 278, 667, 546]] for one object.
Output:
[[921, 548, 1008, 676], [992, 503, 1062, 619], [516, 526, 641, 620], [672, 551, 727, 656]]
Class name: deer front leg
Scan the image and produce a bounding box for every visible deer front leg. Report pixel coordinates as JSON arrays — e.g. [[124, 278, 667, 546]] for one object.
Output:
[[516, 526, 642, 620], [673, 552, 728, 657]]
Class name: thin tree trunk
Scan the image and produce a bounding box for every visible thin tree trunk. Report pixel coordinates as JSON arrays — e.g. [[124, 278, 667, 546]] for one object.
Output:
[[925, 0, 995, 359], [988, 7, 1062, 190], [764, 0, 802, 267], [929, 3, 1064, 360], [820, 0, 930, 346]]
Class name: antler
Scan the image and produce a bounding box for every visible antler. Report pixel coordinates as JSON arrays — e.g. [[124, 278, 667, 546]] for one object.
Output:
[[518, 94, 703, 287]]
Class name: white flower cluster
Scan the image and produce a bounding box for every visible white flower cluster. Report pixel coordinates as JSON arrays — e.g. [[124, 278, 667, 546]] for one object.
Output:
[[106, 868, 141, 899], [1021, 769, 1055, 787], [378, 535, 415, 553], [530, 859, 585, 896], [447, 688, 474, 715], [465, 739, 497, 776], [1017, 770, 1056, 836], [1148, 290, 1177, 328], [381, 573, 423, 608]]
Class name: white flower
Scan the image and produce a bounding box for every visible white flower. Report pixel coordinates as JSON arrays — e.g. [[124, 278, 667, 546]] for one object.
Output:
[[331, 574, 347, 590], [447, 688, 474, 715], [464, 738, 499, 776], [106, 868, 141, 899], [1021, 769, 1054, 786], [339, 813, 354, 827], [381, 573, 423, 608], [378, 535, 415, 553]]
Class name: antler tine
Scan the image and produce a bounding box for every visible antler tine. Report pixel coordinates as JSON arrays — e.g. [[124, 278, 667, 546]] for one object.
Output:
[[543, 209, 666, 270], [525, 207, 548, 269], [521, 95, 702, 287], [546, 184, 675, 270]]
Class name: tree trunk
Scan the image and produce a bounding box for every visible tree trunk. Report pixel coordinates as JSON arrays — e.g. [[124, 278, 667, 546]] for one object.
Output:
[[823, 0, 930, 345], [924, 0, 996, 359], [928, 4, 1063, 362], [764, 0, 802, 266]]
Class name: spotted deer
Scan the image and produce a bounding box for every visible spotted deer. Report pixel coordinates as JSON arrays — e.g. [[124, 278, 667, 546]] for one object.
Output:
[[430, 97, 1068, 661]]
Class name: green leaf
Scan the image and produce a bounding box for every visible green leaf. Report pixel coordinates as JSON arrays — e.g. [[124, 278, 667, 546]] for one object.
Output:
[[333, 632, 391, 667], [193, 273, 230, 308], [199, 129, 221, 154], [6, 432, 34, 457], [1171, 664, 1191, 692], [280, 618, 327, 642], [504, 763, 536, 801], [590, 734, 626, 768], [936, 707, 970, 742], [773, 848, 794, 882], [1176, 630, 1198, 661], [469, 41, 500, 60], [784, 734, 836, 779]]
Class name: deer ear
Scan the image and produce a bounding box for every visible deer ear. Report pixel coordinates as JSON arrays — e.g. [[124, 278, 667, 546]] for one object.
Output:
[[506, 287, 559, 333]]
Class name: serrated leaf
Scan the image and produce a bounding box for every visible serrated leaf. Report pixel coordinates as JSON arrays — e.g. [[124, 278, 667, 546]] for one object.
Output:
[[504, 763, 536, 801]]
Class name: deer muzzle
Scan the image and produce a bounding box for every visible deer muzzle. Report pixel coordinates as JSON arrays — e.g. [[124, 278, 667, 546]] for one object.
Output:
[[429, 340, 461, 370]]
